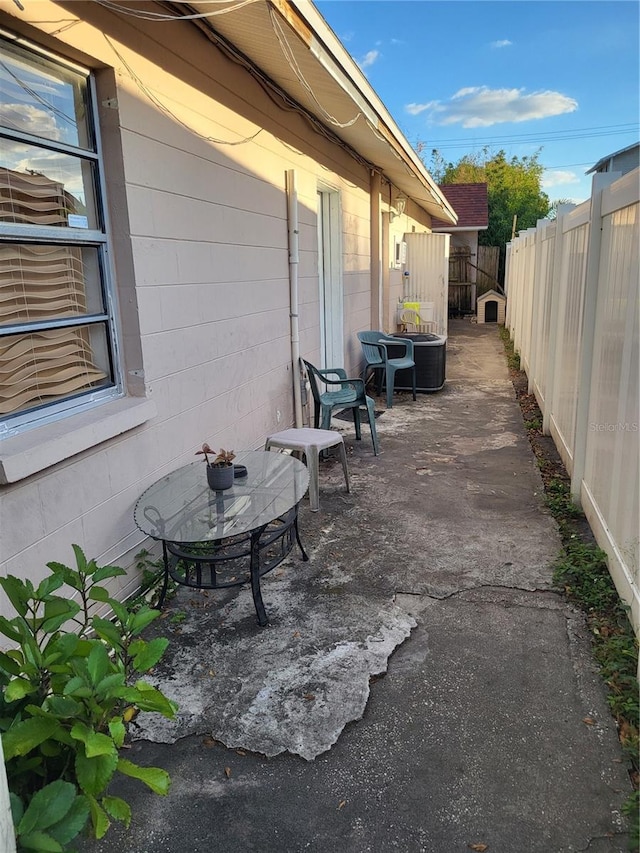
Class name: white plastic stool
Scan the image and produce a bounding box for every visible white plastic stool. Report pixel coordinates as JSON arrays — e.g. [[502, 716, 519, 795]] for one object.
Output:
[[264, 428, 350, 512]]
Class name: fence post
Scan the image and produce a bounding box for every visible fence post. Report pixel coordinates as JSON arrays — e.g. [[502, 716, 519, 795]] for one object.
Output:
[[504, 243, 512, 327], [528, 219, 548, 394], [541, 203, 574, 435], [520, 228, 538, 376], [570, 172, 618, 505]]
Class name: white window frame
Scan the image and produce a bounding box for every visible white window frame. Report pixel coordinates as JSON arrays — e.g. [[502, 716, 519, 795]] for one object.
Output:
[[0, 29, 123, 440]]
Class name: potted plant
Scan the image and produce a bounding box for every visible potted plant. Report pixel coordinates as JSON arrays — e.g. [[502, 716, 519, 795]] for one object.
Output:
[[197, 443, 236, 490]]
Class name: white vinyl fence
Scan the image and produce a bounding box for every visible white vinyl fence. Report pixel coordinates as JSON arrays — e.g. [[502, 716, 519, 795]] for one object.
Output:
[[505, 170, 640, 638]]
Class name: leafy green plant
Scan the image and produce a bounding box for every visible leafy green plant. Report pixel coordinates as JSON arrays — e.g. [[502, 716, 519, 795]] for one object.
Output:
[[524, 416, 542, 431], [135, 548, 164, 596], [0, 545, 177, 852], [543, 478, 583, 521], [623, 790, 640, 851]]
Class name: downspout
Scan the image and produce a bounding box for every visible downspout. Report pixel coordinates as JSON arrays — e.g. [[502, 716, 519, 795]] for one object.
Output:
[[370, 170, 382, 328], [286, 169, 303, 427]]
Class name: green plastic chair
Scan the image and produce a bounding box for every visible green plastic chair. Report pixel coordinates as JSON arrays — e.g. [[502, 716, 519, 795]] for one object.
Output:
[[301, 359, 379, 455], [356, 330, 417, 408]]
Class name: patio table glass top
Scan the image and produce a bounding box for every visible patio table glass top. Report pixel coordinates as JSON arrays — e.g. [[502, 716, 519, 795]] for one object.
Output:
[[134, 450, 309, 545]]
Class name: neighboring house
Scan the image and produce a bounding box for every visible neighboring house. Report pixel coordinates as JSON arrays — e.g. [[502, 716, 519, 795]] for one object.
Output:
[[586, 142, 640, 177], [0, 0, 456, 602], [430, 183, 489, 314]]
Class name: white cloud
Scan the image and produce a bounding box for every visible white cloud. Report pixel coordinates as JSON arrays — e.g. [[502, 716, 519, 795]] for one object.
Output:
[[490, 39, 512, 48], [405, 101, 438, 116], [542, 170, 580, 188], [1, 103, 62, 141], [358, 50, 380, 70], [405, 86, 578, 128]]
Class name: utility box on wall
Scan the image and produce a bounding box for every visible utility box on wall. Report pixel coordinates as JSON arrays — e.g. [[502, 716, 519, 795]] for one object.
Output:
[[477, 289, 506, 324]]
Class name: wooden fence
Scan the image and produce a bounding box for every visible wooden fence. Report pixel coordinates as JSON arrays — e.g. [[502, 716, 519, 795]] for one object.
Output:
[[505, 169, 639, 638], [476, 245, 500, 294], [448, 245, 501, 316]]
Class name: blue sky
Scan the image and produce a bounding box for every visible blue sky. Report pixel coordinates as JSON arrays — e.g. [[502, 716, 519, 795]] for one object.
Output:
[[315, 0, 640, 203]]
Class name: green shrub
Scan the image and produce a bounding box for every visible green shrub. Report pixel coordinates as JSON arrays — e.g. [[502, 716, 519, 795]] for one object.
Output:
[[0, 545, 177, 851]]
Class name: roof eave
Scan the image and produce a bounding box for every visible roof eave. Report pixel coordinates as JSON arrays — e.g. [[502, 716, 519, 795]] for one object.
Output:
[[191, 0, 457, 225]]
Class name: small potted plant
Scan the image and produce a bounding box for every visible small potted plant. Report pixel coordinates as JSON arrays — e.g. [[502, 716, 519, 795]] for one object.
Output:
[[196, 443, 236, 491]]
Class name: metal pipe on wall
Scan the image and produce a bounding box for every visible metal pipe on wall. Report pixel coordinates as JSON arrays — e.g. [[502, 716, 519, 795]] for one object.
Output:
[[286, 169, 303, 428], [370, 171, 382, 329]]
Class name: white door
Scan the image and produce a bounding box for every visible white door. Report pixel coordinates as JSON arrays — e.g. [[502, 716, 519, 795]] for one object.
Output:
[[317, 189, 344, 368]]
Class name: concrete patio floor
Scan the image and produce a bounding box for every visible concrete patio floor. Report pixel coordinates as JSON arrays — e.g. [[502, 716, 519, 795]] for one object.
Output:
[[86, 320, 631, 853]]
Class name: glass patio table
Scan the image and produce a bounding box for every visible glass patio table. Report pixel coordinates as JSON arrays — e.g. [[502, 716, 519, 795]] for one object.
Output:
[[134, 450, 309, 626]]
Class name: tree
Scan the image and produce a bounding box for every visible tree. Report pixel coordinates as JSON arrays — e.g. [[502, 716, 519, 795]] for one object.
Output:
[[547, 198, 575, 220], [422, 146, 551, 281]]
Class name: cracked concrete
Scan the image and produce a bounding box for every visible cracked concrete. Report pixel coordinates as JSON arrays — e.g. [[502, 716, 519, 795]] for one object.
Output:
[[84, 321, 632, 853], [131, 585, 416, 760]]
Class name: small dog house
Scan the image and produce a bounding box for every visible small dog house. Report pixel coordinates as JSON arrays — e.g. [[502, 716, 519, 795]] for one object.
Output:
[[477, 289, 506, 324]]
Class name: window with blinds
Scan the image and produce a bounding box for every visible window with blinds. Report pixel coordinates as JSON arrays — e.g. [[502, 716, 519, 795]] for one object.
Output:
[[0, 32, 120, 437]]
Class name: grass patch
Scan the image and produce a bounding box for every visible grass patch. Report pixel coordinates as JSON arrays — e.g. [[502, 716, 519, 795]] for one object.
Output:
[[498, 324, 521, 371]]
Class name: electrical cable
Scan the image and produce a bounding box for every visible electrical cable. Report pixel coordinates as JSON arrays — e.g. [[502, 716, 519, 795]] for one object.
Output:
[[267, 5, 362, 130], [94, 0, 261, 22], [420, 122, 637, 145], [103, 34, 264, 146], [98, 1, 449, 212], [416, 125, 638, 152], [179, 4, 377, 171]]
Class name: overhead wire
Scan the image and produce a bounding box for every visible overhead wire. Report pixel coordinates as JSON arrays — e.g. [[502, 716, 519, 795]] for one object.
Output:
[[176, 2, 377, 171], [267, 4, 362, 130], [419, 122, 637, 145], [103, 34, 264, 146], [419, 124, 638, 152], [94, 0, 261, 22], [92, 0, 411, 185], [95, 0, 448, 210]]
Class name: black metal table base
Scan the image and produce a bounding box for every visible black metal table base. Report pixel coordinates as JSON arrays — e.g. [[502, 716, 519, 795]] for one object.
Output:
[[158, 505, 308, 625]]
